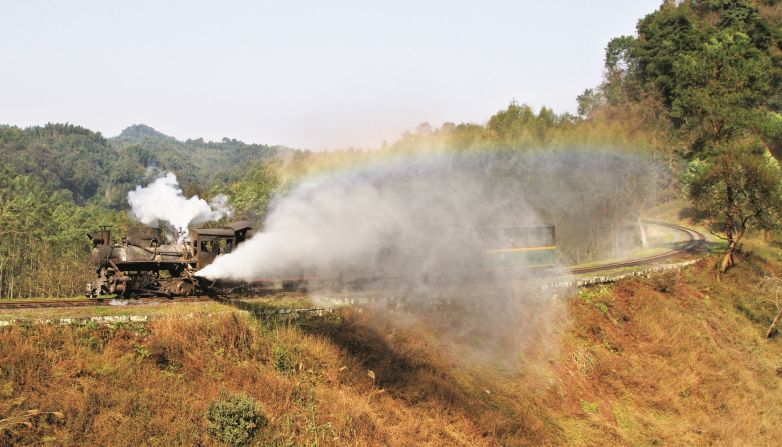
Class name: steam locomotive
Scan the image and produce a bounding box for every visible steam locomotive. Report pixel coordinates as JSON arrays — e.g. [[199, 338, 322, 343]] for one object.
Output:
[[86, 221, 252, 299]]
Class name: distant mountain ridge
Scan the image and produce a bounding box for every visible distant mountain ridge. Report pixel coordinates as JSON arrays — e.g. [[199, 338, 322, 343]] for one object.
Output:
[[116, 124, 176, 142], [0, 122, 295, 207]]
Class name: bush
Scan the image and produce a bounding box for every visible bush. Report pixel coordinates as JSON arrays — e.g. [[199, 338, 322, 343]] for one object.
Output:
[[205, 392, 265, 447], [272, 345, 296, 374]]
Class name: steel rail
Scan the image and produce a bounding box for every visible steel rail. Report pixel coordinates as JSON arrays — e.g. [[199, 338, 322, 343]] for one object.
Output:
[[568, 221, 705, 275]]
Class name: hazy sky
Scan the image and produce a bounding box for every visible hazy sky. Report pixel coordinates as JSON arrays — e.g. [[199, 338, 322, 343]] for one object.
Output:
[[1, 1, 661, 150]]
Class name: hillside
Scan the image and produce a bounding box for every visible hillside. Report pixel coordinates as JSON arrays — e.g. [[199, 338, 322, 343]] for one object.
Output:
[[0, 123, 290, 207], [110, 124, 289, 202], [2, 245, 781, 446]]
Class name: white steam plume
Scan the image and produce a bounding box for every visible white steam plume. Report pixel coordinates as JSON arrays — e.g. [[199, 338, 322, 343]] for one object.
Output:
[[198, 153, 558, 283], [198, 152, 576, 364], [128, 172, 232, 238], [196, 149, 654, 365], [198, 149, 655, 283]]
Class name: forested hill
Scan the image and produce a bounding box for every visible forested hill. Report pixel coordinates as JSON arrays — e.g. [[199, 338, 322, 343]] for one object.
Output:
[[0, 123, 291, 207], [111, 124, 290, 199]]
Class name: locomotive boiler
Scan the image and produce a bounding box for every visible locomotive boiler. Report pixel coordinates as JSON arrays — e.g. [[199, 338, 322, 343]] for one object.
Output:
[[86, 221, 252, 299]]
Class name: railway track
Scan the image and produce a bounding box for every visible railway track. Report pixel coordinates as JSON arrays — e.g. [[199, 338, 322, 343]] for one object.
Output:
[[0, 295, 212, 310], [0, 299, 99, 310], [568, 221, 705, 275], [0, 222, 705, 311]]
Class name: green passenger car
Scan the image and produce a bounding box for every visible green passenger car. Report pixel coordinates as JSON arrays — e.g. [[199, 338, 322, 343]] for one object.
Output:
[[483, 224, 557, 270]]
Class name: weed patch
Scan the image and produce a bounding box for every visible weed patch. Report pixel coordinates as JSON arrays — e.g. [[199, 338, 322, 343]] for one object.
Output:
[[206, 391, 266, 447]]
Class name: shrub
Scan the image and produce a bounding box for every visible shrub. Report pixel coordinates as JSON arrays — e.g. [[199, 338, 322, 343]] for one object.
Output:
[[580, 400, 598, 413], [272, 345, 296, 374], [206, 392, 265, 447]]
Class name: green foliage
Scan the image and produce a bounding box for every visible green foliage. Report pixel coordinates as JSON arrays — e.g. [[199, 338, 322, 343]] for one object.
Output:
[[133, 343, 150, 359], [671, 28, 773, 148], [206, 391, 265, 447], [0, 124, 113, 203], [485, 103, 576, 148], [272, 345, 297, 374], [0, 166, 123, 298], [222, 162, 280, 223], [687, 145, 782, 234], [633, 5, 703, 107], [576, 88, 604, 117], [600, 0, 782, 155], [580, 400, 598, 413], [0, 123, 291, 209], [112, 124, 286, 204], [591, 0, 782, 268]]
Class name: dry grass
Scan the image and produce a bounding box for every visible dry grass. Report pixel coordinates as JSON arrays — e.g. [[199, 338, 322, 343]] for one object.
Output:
[[2, 242, 782, 446], [552, 252, 782, 446], [0, 300, 230, 322]]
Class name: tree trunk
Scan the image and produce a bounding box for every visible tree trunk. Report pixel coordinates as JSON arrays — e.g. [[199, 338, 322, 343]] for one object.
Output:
[[721, 241, 735, 273], [721, 180, 736, 273], [721, 226, 746, 273], [762, 137, 782, 165], [766, 307, 782, 339]]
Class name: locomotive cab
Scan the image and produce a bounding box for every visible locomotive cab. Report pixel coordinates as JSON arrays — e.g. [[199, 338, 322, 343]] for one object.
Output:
[[190, 221, 252, 270], [190, 228, 236, 270]]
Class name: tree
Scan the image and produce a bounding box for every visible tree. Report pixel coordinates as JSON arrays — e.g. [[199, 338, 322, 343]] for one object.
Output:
[[670, 28, 773, 148], [757, 275, 782, 338], [576, 88, 604, 117], [599, 1, 782, 271], [688, 145, 782, 271], [224, 162, 280, 225]]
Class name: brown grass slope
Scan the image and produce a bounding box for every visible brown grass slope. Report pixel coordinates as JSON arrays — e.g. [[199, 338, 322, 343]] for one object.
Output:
[[1, 244, 781, 446]]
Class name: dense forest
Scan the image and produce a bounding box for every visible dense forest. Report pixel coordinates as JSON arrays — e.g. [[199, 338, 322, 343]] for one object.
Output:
[[1, 0, 781, 297], [0, 123, 287, 207]]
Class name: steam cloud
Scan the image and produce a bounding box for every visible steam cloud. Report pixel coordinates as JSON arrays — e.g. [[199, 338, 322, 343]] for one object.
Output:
[[128, 172, 231, 239], [198, 154, 550, 283], [196, 149, 654, 364], [198, 150, 654, 282]]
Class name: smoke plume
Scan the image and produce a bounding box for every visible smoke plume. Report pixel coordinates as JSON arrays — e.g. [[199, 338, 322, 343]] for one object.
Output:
[[198, 154, 548, 282], [197, 149, 654, 364], [128, 172, 231, 239], [199, 149, 654, 282]]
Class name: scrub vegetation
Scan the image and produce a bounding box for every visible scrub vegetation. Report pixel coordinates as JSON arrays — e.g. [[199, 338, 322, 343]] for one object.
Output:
[[2, 244, 782, 446]]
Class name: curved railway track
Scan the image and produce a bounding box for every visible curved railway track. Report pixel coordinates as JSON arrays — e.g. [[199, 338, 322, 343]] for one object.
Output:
[[0, 222, 705, 311], [568, 221, 705, 275]]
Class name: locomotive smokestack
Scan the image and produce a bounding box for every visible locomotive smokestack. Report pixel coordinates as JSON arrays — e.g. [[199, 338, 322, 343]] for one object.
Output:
[[100, 226, 111, 246]]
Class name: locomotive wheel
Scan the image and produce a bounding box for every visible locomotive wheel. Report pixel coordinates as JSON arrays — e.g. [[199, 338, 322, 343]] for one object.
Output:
[[175, 279, 196, 297]]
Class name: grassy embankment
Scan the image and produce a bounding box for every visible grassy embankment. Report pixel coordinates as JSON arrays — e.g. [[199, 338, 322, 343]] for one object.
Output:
[[2, 240, 782, 446]]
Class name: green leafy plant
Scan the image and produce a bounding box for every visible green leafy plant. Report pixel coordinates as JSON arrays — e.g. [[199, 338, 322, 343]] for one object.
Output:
[[272, 345, 296, 374], [206, 391, 265, 447]]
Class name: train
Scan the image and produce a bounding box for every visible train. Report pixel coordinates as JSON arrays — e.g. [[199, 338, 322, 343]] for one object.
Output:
[[85, 221, 252, 299], [86, 221, 557, 299], [483, 224, 556, 270]]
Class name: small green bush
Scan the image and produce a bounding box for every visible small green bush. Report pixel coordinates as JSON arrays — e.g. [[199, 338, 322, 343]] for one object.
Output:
[[272, 345, 296, 374], [206, 392, 265, 447], [580, 400, 598, 413]]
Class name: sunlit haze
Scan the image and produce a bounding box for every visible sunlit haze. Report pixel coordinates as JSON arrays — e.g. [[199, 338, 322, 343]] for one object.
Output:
[[1, 0, 661, 150]]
